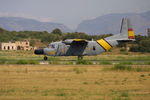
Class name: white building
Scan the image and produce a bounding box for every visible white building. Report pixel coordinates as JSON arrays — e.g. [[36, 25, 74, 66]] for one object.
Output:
[[0, 42, 17, 50], [0, 40, 34, 50]]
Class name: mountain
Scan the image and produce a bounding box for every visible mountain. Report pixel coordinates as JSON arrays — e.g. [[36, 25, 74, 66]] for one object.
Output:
[[0, 17, 72, 32], [0, 11, 150, 35], [76, 11, 150, 35]]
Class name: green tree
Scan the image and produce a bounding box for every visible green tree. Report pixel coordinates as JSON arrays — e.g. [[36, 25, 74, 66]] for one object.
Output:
[[51, 28, 62, 35], [138, 39, 150, 52], [130, 35, 150, 52]]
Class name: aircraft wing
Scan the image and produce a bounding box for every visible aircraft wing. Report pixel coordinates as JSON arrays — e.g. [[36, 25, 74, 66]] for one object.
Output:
[[63, 39, 88, 45], [63, 39, 88, 56]]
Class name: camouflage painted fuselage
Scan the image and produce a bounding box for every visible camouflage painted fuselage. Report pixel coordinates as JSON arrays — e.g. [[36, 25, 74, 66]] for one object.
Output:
[[34, 18, 135, 58], [44, 38, 116, 56]]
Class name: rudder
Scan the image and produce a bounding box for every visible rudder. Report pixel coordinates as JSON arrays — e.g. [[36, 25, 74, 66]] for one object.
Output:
[[127, 18, 135, 39]]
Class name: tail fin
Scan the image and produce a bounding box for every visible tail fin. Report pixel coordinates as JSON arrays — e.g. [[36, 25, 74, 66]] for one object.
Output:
[[97, 18, 135, 50], [120, 18, 135, 39]]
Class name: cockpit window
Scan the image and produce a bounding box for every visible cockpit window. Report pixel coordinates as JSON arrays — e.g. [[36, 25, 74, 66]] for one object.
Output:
[[51, 45, 55, 48]]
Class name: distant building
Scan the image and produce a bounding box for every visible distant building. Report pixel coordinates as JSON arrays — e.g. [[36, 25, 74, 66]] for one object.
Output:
[[15, 40, 32, 50], [0, 40, 34, 50], [147, 28, 150, 36], [0, 42, 16, 50]]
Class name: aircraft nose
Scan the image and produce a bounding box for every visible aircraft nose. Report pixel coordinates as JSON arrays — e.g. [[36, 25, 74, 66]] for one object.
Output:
[[34, 49, 44, 55]]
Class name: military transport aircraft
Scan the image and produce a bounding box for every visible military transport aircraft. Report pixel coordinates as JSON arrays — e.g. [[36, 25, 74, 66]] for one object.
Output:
[[34, 18, 135, 60]]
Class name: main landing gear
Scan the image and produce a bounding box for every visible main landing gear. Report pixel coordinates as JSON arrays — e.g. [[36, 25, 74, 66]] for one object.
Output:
[[78, 56, 83, 60], [44, 56, 48, 61]]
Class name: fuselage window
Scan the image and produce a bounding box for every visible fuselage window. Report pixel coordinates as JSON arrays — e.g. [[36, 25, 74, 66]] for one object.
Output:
[[93, 46, 96, 50], [49, 44, 55, 48]]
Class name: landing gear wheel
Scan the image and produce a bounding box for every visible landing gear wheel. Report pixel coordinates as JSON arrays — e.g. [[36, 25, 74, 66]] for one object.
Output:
[[44, 56, 48, 61]]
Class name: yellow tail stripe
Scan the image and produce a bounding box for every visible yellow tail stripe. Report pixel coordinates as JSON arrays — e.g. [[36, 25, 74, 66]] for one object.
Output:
[[96, 39, 112, 51]]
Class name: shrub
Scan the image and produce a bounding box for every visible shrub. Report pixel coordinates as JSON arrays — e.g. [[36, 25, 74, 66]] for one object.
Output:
[[130, 46, 139, 52], [0, 60, 6, 64], [73, 67, 87, 74], [16, 60, 28, 64], [83, 82, 88, 85], [136, 68, 143, 72], [119, 61, 132, 65], [120, 48, 126, 52], [100, 61, 112, 65], [94, 81, 100, 85], [108, 49, 112, 52], [140, 74, 145, 77], [145, 61, 150, 65], [56, 93, 66, 96], [130, 37, 150, 53], [112, 64, 132, 71], [28, 60, 39, 64], [112, 97, 121, 100], [76, 60, 92, 65], [135, 67, 150, 72], [16, 60, 39, 64], [120, 52, 129, 55], [121, 92, 129, 97], [0, 58, 8, 64]]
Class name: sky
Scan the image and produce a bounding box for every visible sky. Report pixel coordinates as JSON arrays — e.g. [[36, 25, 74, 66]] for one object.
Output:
[[0, 0, 150, 29]]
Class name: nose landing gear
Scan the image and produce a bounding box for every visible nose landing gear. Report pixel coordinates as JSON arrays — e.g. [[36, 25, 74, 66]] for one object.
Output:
[[44, 56, 48, 61]]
